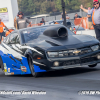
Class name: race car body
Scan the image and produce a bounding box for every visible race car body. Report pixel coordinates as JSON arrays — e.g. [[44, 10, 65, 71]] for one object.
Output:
[[0, 24, 100, 77]]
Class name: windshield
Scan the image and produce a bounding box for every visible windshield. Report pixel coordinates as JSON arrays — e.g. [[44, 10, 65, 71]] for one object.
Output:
[[56, 21, 63, 24], [56, 20, 75, 26], [21, 26, 74, 43]]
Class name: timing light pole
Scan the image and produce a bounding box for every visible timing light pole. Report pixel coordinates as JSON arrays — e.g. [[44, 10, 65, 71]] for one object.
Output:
[[61, 0, 67, 26]]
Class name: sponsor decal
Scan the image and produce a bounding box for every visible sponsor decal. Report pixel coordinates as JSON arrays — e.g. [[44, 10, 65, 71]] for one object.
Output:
[[0, 8, 8, 13], [0, 8, 9, 23], [4, 63, 7, 72], [18, 20, 26, 23], [8, 68, 10, 73], [5, 72, 14, 75], [4, 63, 7, 69], [21, 66, 27, 72], [4, 69, 7, 73], [11, 72, 14, 75], [5, 72, 9, 75]]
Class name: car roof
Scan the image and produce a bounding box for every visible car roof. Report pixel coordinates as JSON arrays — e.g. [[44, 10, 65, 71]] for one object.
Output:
[[47, 19, 71, 22], [18, 24, 65, 31]]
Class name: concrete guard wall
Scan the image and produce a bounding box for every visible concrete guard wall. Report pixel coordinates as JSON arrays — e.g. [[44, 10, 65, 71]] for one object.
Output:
[[0, 0, 19, 27]]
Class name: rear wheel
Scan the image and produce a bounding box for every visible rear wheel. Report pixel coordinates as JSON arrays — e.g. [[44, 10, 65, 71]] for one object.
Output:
[[28, 56, 40, 77], [0, 56, 4, 70], [88, 64, 97, 68]]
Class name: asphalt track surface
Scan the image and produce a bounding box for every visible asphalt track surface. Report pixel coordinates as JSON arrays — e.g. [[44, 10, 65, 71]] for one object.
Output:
[[0, 64, 100, 100]]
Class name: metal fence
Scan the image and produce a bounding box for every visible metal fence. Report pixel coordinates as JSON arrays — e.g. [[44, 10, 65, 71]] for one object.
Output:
[[28, 11, 87, 24]]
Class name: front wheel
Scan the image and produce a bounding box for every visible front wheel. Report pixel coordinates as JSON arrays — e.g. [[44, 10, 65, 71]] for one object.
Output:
[[88, 64, 97, 68], [28, 57, 40, 77]]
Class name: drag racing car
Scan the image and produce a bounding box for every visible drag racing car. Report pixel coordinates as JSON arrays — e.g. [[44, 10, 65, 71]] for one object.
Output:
[[0, 24, 100, 77]]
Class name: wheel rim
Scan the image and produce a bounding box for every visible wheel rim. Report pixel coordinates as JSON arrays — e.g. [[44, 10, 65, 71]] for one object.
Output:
[[28, 57, 36, 76]]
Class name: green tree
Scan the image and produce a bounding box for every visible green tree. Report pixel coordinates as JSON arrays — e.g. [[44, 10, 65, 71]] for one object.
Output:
[[17, 0, 94, 16]]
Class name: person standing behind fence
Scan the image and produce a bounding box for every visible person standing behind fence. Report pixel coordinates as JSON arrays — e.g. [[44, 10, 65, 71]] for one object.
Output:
[[87, 7, 92, 29], [14, 11, 31, 29], [61, 11, 70, 20], [80, 0, 100, 41], [40, 18, 45, 25], [0, 18, 10, 43], [74, 13, 82, 20]]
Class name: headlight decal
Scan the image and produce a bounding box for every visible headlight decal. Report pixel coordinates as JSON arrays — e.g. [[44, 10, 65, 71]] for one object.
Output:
[[91, 45, 99, 51], [47, 46, 97, 58], [47, 52, 59, 58]]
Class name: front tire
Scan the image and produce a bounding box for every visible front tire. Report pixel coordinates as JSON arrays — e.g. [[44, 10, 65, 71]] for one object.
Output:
[[88, 64, 97, 68], [28, 56, 40, 77]]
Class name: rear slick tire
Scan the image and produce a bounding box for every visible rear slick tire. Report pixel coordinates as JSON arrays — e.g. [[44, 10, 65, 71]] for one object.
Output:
[[0, 56, 4, 71]]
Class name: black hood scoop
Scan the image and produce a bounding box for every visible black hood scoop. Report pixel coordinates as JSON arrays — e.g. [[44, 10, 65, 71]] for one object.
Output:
[[43, 26, 68, 38]]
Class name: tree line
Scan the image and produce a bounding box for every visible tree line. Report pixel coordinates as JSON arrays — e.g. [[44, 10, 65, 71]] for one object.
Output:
[[17, 0, 93, 16]]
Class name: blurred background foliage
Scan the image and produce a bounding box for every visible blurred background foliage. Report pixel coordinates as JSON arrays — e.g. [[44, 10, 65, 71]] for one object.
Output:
[[17, 0, 93, 16]]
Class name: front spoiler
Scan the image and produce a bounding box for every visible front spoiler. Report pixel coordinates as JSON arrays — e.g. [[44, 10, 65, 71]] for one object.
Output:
[[51, 60, 100, 70]]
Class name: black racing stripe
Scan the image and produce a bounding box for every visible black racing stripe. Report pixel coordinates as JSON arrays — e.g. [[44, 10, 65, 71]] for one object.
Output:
[[9, 55, 17, 63], [12, 46, 23, 54], [2, 43, 20, 54], [3, 43, 22, 55], [3, 44, 23, 55], [1, 44, 9, 51], [2, 43, 23, 61], [11, 47, 20, 53], [2, 44, 24, 64], [15, 45, 20, 49], [15, 44, 21, 48], [12, 65, 20, 69], [15, 45, 23, 53], [11, 67, 17, 70], [14, 57, 23, 65]]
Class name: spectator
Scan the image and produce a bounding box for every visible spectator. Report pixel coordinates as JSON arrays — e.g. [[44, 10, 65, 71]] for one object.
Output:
[[14, 11, 31, 29], [0, 18, 9, 42], [80, 5, 94, 13], [80, 0, 100, 41], [40, 18, 45, 25], [74, 13, 82, 20], [61, 11, 70, 20], [80, 6, 92, 29], [87, 7, 92, 29]]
